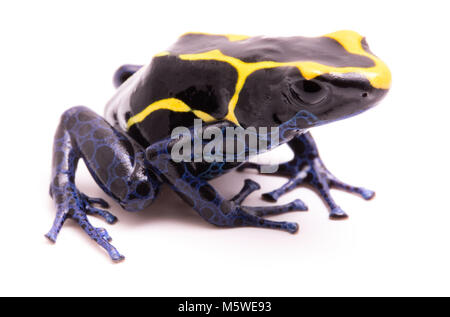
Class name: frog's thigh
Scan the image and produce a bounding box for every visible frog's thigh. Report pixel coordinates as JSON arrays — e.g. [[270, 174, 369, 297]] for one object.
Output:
[[58, 106, 160, 211]]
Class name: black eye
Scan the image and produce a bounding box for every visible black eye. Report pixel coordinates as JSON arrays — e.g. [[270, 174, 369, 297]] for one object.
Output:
[[289, 79, 327, 105]]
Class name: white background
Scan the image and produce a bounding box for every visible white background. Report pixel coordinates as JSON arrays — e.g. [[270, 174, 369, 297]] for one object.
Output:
[[1, 0, 449, 296]]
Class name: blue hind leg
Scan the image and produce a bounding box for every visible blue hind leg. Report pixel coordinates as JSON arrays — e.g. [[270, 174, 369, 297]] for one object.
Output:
[[47, 106, 160, 261], [113, 64, 143, 88]]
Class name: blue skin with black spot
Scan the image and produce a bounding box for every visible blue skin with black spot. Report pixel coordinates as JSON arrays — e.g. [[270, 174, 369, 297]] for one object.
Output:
[[48, 107, 161, 260]]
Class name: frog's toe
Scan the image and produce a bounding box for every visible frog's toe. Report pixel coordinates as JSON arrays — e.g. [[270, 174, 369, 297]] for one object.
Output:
[[236, 207, 300, 234], [230, 179, 261, 205], [110, 250, 125, 262], [291, 199, 308, 211], [286, 222, 299, 234], [81, 193, 110, 208], [45, 231, 57, 243], [48, 188, 124, 261], [71, 210, 125, 262], [328, 177, 375, 201], [329, 207, 349, 220], [45, 209, 69, 242], [261, 190, 281, 202], [95, 227, 112, 242], [360, 188, 375, 200], [243, 199, 308, 217], [86, 206, 118, 224]]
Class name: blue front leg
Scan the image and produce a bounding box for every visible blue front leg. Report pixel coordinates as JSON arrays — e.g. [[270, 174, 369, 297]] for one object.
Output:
[[47, 106, 161, 261], [239, 132, 375, 218]]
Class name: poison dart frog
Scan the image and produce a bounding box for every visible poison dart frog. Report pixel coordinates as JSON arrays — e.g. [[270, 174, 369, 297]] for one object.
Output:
[[47, 30, 391, 261]]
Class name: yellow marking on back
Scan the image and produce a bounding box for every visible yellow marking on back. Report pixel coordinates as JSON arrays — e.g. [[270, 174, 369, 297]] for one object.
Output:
[[129, 30, 391, 128], [127, 98, 216, 129]]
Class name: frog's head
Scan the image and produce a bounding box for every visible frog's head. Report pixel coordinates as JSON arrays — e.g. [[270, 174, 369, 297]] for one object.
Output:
[[272, 31, 391, 129]]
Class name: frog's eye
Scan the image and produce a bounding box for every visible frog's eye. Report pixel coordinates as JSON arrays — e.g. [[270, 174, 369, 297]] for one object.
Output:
[[289, 79, 327, 105]]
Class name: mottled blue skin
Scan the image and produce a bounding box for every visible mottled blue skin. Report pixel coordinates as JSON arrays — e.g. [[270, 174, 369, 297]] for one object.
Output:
[[47, 67, 376, 261], [47, 106, 162, 260], [239, 132, 375, 218]]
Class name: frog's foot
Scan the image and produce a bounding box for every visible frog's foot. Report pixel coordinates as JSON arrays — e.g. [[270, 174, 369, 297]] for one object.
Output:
[[46, 188, 124, 261], [239, 160, 374, 219], [85, 205, 118, 224], [229, 179, 307, 233], [79, 193, 117, 224]]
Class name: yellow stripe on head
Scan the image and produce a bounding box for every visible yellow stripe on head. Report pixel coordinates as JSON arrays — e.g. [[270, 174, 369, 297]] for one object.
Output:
[[224, 34, 250, 42], [132, 31, 391, 129], [324, 30, 391, 89]]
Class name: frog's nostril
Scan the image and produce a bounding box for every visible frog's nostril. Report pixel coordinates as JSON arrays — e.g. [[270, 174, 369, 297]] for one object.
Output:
[[362, 92, 368, 98]]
